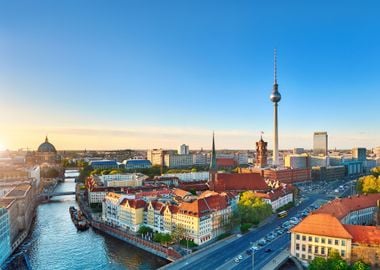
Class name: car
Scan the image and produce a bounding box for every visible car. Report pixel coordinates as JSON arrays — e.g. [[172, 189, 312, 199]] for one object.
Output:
[[246, 249, 252, 255], [251, 245, 259, 251], [234, 258, 240, 263], [258, 239, 266, 246], [238, 255, 243, 260], [264, 248, 272, 253]]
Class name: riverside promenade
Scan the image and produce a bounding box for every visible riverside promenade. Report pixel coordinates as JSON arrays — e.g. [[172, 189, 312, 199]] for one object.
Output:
[[91, 221, 182, 261]]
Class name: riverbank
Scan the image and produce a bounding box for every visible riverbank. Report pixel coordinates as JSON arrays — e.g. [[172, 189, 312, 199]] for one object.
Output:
[[4, 179, 168, 270]]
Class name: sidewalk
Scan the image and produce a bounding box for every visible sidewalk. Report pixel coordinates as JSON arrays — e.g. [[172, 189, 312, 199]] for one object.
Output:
[[261, 249, 289, 270]]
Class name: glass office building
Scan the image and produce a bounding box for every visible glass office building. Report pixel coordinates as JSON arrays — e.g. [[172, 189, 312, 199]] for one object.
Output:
[[0, 207, 11, 266], [313, 132, 328, 156]]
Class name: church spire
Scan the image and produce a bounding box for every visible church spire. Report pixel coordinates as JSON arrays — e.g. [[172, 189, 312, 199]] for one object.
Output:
[[45, 135, 49, 143], [209, 131, 217, 171]]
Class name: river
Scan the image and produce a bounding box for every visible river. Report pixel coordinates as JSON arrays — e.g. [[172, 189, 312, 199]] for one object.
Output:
[[7, 177, 168, 270]]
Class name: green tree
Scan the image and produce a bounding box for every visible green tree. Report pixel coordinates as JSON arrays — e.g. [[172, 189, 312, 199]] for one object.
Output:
[[171, 225, 187, 244], [240, 223, 251, 233], [137, 225, 153, 235], [351, 261, 370, 270], [308, 257, 328, 270], [238, 191, 272, 225]]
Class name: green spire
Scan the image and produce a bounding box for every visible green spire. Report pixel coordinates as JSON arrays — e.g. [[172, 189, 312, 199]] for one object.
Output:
[[210, 132, 217, 171]]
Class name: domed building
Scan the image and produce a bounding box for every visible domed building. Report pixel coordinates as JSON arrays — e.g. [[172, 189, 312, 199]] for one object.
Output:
[[26, 136, 60, 165]]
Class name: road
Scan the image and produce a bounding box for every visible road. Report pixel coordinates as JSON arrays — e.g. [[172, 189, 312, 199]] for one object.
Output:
[[165, 179, 354, 270]]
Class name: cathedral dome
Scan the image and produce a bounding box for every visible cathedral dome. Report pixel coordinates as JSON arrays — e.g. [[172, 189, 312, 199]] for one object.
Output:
[[37, 136, 57, 153]]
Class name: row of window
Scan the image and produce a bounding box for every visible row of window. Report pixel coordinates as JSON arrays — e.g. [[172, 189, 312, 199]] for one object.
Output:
[[295, 234, 346, 246], [296, 248, 346, 259]]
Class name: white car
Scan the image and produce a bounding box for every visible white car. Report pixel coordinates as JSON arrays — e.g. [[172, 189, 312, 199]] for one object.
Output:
[[238, 255, 243, 260], [234, 258, 240, 263]]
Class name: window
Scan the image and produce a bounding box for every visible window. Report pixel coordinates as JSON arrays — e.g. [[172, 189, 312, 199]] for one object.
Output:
[[302, 254, 306, 259], [341, 250, 345, 257], [315, 237, 319, 243], [296, 234, 300, 240], [328, 239, 332, 245], [296, 252, 300, 258], [302, 235, 306, 241], [321, 247, 325, 255], [308, 236, 312, 242], [341, 240, 346, 246], [308, 245, 312, 253], [321, 238, 325, 244], [302, 244, 306, 252], [314, 246, 318, 254], [335, 240, 339, 245], [308, 255, 312, 260], [296, 244, 300, 250]]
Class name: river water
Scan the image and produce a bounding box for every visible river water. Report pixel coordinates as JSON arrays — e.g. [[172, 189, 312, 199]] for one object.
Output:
[[8, 178, 168, 270]]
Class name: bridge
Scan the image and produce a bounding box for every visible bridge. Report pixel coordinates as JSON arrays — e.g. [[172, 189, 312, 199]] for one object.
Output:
[[38, 191, 76, 200]]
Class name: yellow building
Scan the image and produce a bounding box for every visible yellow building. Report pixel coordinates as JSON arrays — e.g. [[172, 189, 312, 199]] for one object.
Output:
[[291, 213, 352, 262], [119, 199, 145, 232]]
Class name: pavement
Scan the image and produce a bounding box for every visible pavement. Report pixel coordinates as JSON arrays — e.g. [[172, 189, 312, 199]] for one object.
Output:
[[261, 248, 290, 270]]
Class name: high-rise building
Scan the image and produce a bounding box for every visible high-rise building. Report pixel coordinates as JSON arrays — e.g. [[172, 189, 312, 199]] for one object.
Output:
[[269, 49, 282, 167], [313, 132, 328, 156], [147, 149, 165, 166], [178, 144, 189, 155], [352, 148, 366, 161], [256, 136, 268, 168]]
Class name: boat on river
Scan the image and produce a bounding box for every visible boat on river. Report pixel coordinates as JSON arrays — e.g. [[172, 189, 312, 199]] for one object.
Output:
[[69, 206, 89, 231]]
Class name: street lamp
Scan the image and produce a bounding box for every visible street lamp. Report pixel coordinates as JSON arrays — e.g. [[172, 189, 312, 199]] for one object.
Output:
[[250, 242, 255, 270]]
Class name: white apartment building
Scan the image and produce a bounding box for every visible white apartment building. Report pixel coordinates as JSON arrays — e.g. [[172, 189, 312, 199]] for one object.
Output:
[[161, 171, 209, 182], [285, 154, 308, 169], [164, 154, 193, 168], [98, 173, 147, 187]]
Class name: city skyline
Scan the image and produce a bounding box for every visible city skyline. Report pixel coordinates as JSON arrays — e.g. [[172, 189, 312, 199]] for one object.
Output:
[[1, 1, 380, 150]]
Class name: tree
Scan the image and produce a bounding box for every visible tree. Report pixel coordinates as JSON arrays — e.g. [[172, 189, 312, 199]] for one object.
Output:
[[137, 225, 153, 235], [238, 191, 272, 225], [171, 225, 187, 244], [240, 223, 251, 233], [357, 175, 380, 193], [351, 261, 370, 270], [309, 257, 328, 270]]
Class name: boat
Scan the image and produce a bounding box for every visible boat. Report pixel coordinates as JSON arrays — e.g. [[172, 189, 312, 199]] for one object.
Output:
[[69, 206, 89, 231]]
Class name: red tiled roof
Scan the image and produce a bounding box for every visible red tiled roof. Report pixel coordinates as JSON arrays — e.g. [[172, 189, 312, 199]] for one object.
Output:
[[172, 188, 191, 198], [120, 199, 146, 209], [316, 193, 380, 220], [253, 187, 293, 202], [344, 225, 380, 245], [291, 213, 353, 239], [178, 193, 228, 217], [216, 158, 237, 167], [213, 173, 268, 192]]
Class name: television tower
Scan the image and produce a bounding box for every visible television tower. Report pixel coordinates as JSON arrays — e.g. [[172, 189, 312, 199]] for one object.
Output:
[[270, 49, 282, 167]]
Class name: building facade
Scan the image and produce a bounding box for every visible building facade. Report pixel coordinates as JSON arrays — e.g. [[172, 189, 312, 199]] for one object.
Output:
[[147, 149, 165, 166], [313, 132, 328, 156], [164, 154, 193, 168], [178, 144, 189, 155], [352, 148, 366, 161], [291, 194, 380, 267], [0, 207, 11, 266], [256, 137, 268, 168]]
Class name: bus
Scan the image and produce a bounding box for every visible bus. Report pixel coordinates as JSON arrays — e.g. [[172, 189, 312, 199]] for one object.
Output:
[[277, 210, 288, 218]]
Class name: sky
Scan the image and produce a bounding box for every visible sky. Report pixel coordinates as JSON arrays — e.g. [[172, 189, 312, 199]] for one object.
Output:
[[0, 0, 379, 151]]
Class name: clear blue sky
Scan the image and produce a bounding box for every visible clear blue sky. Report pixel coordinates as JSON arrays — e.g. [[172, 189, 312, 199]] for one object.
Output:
[[0, 0, 379, 150]]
